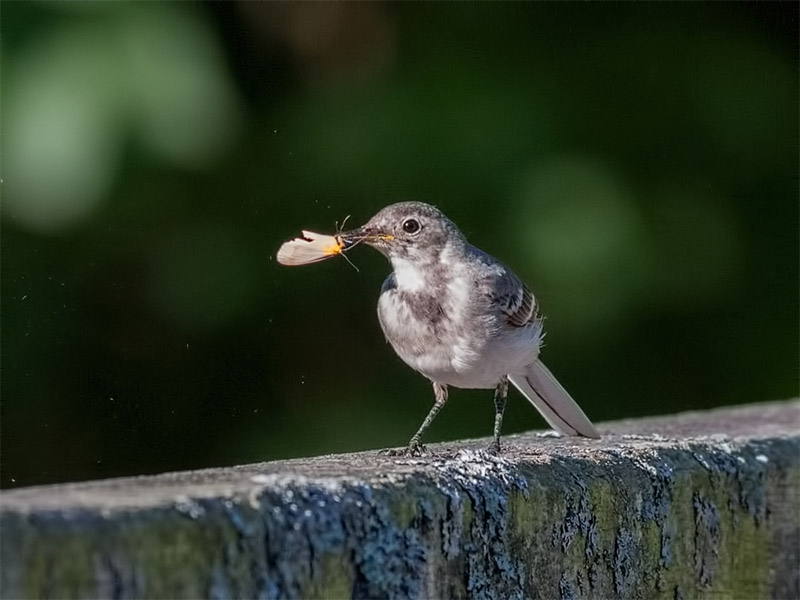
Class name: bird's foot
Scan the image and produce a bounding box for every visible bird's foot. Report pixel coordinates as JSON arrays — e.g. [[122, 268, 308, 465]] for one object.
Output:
[[486, 440, 502, 455], [382, 439, 427, 457]]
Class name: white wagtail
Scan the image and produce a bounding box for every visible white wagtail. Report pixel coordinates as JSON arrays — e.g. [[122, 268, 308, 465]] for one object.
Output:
[[340, 201, 599, 455]]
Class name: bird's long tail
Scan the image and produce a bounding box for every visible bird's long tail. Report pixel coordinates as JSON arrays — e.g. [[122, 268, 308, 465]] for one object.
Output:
[[508, 360, 600, 438]]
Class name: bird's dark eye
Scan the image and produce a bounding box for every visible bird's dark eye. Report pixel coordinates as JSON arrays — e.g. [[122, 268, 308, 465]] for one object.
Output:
[[402, 218, 421, 234]]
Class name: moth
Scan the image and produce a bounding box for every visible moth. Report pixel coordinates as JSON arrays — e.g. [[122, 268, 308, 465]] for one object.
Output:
[[276, 230, 346, 266]]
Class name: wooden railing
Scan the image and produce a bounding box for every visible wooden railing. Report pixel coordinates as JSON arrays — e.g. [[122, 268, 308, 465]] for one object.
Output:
[[2, 400, 798, 599]]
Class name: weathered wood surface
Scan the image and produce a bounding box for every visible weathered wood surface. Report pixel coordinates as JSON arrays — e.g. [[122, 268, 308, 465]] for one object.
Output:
[[2, 400, 799, 600]]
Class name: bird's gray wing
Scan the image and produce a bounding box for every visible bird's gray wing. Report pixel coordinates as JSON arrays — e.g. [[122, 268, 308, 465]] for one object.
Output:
[[484, 266, 540, 328], [470, 250, 599, 438], [495, 272, 599, 437]]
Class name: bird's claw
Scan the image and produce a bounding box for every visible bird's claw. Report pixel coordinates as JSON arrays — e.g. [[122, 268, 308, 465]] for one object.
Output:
[[486, 441, 502, 455], [382, 440, 427, 457]]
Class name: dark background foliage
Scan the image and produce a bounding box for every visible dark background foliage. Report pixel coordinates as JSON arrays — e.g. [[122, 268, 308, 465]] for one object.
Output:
[[2, 2, 797, 488]]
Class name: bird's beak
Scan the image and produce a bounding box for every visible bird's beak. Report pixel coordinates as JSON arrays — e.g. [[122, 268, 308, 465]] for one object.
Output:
[[338, 226, 394, 248]]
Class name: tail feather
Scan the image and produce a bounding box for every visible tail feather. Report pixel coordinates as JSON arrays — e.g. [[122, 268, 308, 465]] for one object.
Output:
[[508, 360, 600, 438]]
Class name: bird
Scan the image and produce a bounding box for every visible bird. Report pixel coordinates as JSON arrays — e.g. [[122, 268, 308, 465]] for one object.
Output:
[[339, 201, 599, 455]]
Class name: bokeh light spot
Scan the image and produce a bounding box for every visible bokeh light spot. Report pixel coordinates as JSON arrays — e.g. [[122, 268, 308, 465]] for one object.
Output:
[[513, 157, 651, 338], [3, 28, 125, 233], [119, 5, 242, 167]]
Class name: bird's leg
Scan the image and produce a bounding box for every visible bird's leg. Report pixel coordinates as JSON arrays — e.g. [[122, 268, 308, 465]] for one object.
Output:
[[385, 383, 448, 456], [407, 382, 448, 454], [488, 376, 509, 455]]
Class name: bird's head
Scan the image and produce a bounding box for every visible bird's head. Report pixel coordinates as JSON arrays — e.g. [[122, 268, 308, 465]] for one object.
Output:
[[340, 201, 464, 265]]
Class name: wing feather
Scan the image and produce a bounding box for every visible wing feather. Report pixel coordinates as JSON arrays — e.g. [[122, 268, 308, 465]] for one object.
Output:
[[504, 284, 538, 327], [488, 269, 539, 327]]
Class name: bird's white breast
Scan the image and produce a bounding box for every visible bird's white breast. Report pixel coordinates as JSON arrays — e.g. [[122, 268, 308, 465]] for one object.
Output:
[[391, 257, 426, 292], [377, 241, 545, 389]]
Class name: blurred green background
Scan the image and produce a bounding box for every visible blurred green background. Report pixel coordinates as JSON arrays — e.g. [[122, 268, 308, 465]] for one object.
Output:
[[2, 3, 797, 489]]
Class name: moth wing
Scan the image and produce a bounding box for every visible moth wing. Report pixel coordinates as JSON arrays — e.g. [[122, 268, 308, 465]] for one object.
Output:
[[276, 230, 342, 266], [276, 239, 330, 265]]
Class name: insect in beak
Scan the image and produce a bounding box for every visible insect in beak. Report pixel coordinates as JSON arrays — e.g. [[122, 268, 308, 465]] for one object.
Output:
[[276, 230, 346, 266], [276, 219, 394, 270]]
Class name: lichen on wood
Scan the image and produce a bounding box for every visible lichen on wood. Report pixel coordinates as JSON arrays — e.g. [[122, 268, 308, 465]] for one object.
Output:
[[2, 400, 798, 599]]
